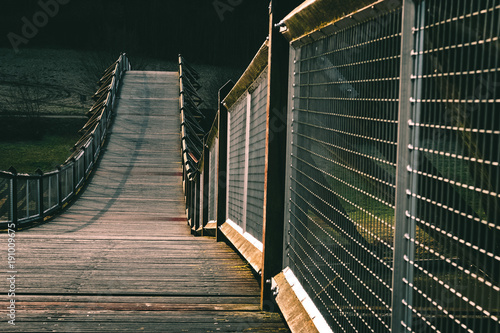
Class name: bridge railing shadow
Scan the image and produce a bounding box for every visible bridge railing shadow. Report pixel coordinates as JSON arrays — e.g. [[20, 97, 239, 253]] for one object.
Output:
[[0, 54, 131, 230]]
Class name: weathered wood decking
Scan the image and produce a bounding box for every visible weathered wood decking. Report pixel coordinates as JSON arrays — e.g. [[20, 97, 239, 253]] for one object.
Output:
[[1, 72, 288, 332]]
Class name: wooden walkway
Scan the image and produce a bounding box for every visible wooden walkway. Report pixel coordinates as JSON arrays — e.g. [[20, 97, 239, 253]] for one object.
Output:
[[1, 72, 288, 332]]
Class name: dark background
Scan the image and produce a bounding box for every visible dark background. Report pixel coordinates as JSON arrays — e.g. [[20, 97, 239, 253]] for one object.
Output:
[[0, 0, 303, 67]]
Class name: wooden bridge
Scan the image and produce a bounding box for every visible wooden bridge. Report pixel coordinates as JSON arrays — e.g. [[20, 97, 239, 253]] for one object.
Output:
[[3, 1, 500, 332], [2, 71, 288, 332]]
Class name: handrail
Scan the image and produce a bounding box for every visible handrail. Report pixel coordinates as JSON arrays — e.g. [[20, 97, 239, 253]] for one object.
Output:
[[0, 53, 131, 230], [178, 55, 205, 182], [221, 41, 268, 110]]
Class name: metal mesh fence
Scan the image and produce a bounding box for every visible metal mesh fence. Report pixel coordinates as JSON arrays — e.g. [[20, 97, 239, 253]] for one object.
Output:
[[227, 96, 247, 228], [17, 178, 40, 221], [0, 177, 11, 222], [399, 1, 500, 331], [246, 68, 268, 242], [208, 137, 218, 222], [60, 165, 74, 203], [85, 142, 93, 173], [75, 153, 85, 188], [43, 173, 59, 214], [287, 8, 402, 332]]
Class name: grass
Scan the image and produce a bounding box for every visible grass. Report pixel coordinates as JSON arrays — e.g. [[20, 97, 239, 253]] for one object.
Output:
[[0, 134, 79, 173], [0, 118, 83, 173]]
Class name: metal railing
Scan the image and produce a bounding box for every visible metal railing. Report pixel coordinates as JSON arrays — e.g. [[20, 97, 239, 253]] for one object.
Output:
[[178, 55, 206, 231], [183, 0, 500, 332], [287, 6, 401, 331], [0, 54, 130, 229], [226, 66, 268, 244], [284, 0, 500, 332], [394, 0, 500, 331]]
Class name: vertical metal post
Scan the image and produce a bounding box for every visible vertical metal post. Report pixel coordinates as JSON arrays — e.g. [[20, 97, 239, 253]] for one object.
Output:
[[216, 81, 235, 242], [57, 166, 63, 207], [226, 111, 231, 225], [72, 158, 77, 196], [80, 146, 86, 185], [36, 169, 44, 221], [242, 92, 252, 233], [261, 0, 294, 309], [202, 141, 210, 234], [392, 0, 416, 331], [25, 177, 29, 218], [199, 172, 204, 232], [186, 179, 190, 224], [90, 133, 95, 166], [282, 45, 298, 269], [9, 167, 18, 230], [194, 178, 200, 232]]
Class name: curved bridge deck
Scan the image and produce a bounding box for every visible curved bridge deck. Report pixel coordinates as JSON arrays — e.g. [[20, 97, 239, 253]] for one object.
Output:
[[2, 71, 287, 332]]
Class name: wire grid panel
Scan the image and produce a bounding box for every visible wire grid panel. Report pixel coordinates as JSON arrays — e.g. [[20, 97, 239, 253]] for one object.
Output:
[[246, 68, 268, 242], [43, 174, 58, 213], [17, 178, 39, 221], [208, 137, 218, 222], [60, 165, 74, 202], [75, 153, 85, 188], [0, 177, 11, 222], [400, 1, 500, 332], [227, 96, 248, 228], [287, 9, 402, 332]]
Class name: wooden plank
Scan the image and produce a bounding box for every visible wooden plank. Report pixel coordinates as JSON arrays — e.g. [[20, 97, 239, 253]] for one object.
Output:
[[273, 272, 319, 333], [220, 222, 263, 274]]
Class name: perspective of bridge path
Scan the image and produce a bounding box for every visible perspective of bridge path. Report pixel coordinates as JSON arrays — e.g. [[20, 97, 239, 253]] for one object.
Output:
[[4, 71, 288, 332]]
